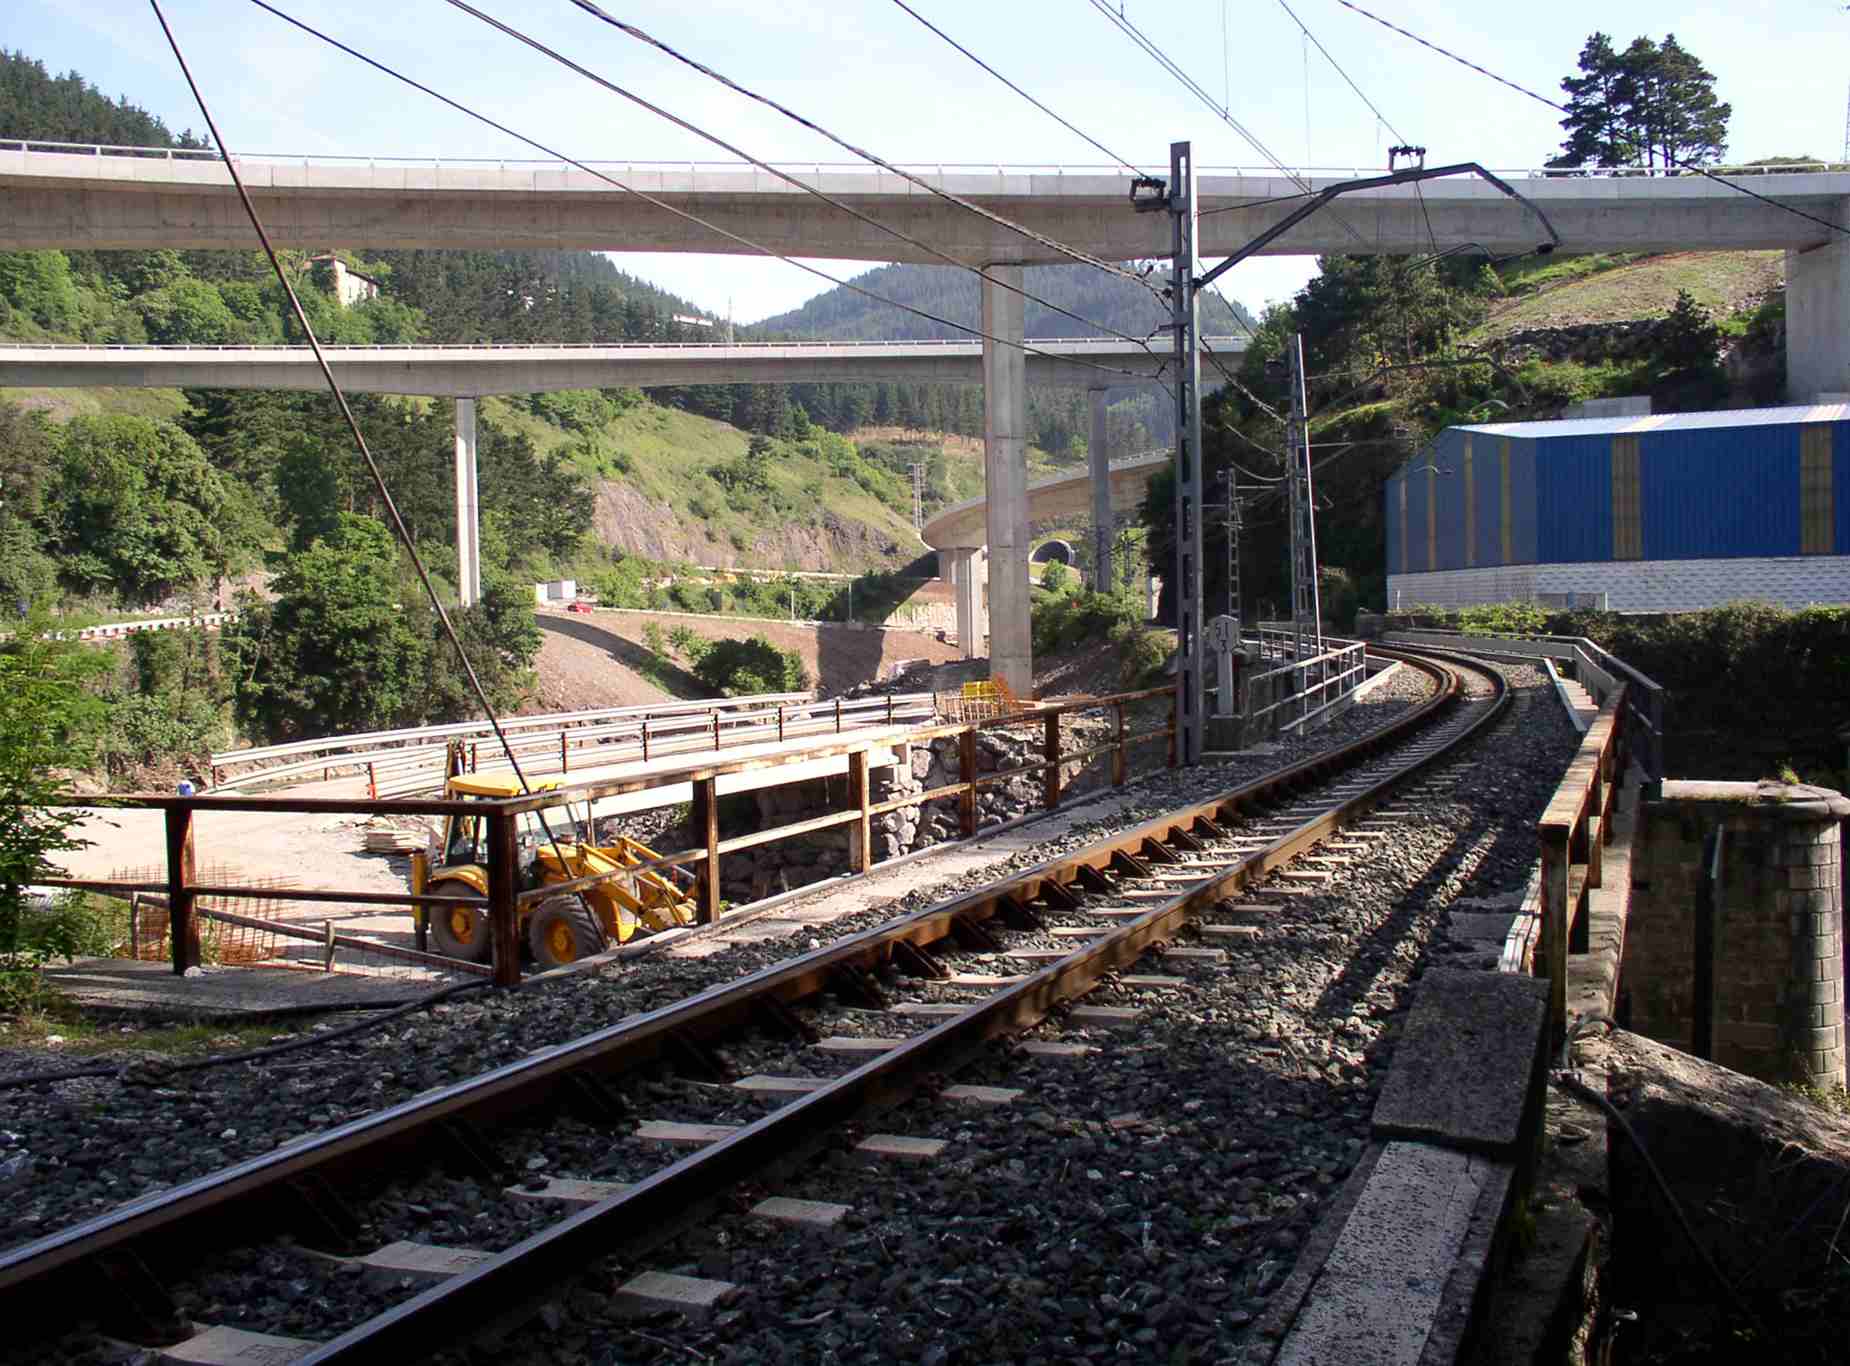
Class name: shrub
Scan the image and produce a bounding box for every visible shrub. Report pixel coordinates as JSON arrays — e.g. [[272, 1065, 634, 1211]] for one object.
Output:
[[693, 635, 808, 696]]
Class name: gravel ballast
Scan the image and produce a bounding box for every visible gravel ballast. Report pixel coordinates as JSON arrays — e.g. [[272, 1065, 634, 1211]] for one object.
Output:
[[8, 660, 1582, 1364]]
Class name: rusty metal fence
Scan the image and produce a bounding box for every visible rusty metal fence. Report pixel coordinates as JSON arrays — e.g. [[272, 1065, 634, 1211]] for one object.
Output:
[[33, 685, 1177, 988]]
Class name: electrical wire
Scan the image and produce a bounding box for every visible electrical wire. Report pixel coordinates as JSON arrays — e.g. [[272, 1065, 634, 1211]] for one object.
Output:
[[1336, 0, 1850, 244], [889, 0, 1150, 178], [562, 0, 1155, 291], [1084, 0, 1374, 252], [244, 1, 1167, 390], [1276, 0, 1408, 145], [156, 0, 610, 951], [435, 2, 1156, 351]]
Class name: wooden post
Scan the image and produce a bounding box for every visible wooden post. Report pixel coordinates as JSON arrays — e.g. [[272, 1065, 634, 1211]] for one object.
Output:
[[164, 803, 198, 975], [485, 806, 521, 988], [848, 749, 872, 874], [835, 698, 843, 733], [366, 762, 376, 799], [958, 727, 978, 838], [641, 718, 650, 762], [1042, 712, 1061, 810], [713, 712, 721, 751], [777, 706, 785, 743], [561, 732, 569, 773], [1112, 702, 1127, 787], [1539, 828, 1569, 1046], [694, 776, 722, 924]]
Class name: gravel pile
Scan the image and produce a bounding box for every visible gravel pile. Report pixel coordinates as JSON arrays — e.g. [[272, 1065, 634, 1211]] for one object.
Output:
[[7, 660, 1553, 1364]]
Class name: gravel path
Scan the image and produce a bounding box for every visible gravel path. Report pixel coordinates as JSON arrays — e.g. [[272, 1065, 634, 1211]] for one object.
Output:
[[5, 660, 1587, 1366]]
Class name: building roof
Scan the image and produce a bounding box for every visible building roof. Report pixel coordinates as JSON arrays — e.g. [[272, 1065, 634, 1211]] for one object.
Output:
[[1454, 402, 1850, 439]]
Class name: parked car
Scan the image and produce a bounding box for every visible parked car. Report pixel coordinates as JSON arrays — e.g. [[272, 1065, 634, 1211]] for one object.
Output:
[[565, 600, 595, 614]]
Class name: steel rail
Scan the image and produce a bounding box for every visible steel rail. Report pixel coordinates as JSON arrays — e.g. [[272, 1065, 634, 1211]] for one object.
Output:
[[301, 646, 1505, 1363], [0, 646, 1496, 1353]]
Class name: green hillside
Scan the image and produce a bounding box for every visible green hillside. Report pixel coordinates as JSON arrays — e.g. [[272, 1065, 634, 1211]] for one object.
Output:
[[753, 262, 1254, 341]]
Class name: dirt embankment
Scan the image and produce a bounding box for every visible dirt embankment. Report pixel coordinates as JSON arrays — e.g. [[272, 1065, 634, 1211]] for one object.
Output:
[[529, 609, 963, 712], [592, 482, 914, 571]]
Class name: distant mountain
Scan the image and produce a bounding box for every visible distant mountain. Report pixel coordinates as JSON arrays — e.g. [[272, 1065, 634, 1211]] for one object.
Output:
[[752, 263, 1254, 341]]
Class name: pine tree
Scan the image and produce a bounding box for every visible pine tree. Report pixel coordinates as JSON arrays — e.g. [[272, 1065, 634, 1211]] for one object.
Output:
[[1551, 33, 1729, 171]]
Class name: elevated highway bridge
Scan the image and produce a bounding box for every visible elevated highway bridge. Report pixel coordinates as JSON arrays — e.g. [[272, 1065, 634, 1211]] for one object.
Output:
[[9, 140, 1847, 688]]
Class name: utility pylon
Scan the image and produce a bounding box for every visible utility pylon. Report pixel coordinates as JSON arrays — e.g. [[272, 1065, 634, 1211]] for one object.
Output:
[[1284, 333, 1322, 660], [1217, 468, 1244, 625]]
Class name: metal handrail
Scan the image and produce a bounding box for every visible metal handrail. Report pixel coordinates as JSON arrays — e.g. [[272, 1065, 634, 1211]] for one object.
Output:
[[0, 338, 1241, 354], [9, 140, 1844, 180]]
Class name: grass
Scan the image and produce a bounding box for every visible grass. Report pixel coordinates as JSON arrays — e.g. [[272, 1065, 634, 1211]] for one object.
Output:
[[1470, 251, 1784, 341], [0, 385, 190, 422], [0, 1000, 289, 1057]]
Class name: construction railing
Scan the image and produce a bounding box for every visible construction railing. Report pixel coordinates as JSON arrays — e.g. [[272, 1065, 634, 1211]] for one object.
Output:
[[34, 685, 1176, 988], [1505, 685, 1628, 1041], [1385, 629, 1665, 780], [207, 693, 932, 795]]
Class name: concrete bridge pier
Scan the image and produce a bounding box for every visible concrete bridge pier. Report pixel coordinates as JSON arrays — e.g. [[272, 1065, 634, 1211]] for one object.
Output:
[[983, 265, 1032, 695], [1787, 200, 1850, 399], [454, 397, 482, 608], [1088, 387, 1113, 593], [941, 546, 986, 659]]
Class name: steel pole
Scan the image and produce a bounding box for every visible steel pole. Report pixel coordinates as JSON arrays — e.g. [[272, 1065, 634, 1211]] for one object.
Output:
[[1170, 141, 1204, 766]]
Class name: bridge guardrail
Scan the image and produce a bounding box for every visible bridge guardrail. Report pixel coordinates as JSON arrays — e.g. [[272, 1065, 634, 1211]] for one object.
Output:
[[1384, 629, 1665, 781], [209, 693, 935, 795], [9, 140, 1846, 179]]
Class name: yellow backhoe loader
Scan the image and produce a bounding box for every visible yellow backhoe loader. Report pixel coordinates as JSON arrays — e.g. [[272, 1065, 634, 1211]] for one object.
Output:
[[409, 772, 697, 969]]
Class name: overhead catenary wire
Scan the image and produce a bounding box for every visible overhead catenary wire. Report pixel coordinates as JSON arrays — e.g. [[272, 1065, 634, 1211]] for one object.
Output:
[[243, 1, 1168, 391], [562, 0, 1157, 292], [438, 1, 1155, 352], [1275, 0, 1408, 146], [1336, 0, 1850, 243], [889, 0, 1151, 179], [1084, 0, 1374, 252]]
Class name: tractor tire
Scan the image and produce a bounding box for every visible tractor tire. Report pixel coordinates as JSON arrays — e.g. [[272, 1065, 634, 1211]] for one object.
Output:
[[528, 897, 606, 969], [426, 879, 493, 963]]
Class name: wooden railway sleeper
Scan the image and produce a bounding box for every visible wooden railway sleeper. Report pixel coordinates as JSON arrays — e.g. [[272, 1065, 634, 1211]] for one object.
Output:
[[563, 1073, 629, 1127], [664, 1030, 733, 1082], [1139, 836, 1183, 865], [948, 914, 1004, 953], [1074, 863, 1114, 895], [1168, 825, 1207, 852], [828, 963, 890, 1010], [890, 939, 949, 980], [1111, 850, 1154, 879], [284, 1172, 372, 1255], [436, 1119, 510, 1187], [757, 995, 822, 1044], [994, 895, 1043, 932], [90, 1248, 190, 1347], [1036, 878, 1081, 911]]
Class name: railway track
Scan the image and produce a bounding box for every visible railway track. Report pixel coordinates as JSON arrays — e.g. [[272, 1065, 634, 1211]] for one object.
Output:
[[5, 646, 1513, 1365]]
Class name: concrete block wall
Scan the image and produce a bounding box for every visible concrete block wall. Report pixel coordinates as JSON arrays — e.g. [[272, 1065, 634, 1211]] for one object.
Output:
[[1624, 781, 1848, 1088], [1387, 554, 1850, 613]]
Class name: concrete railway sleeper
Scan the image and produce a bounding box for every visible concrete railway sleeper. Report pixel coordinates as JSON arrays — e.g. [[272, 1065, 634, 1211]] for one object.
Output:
[[2, 648, 1519, 1364]]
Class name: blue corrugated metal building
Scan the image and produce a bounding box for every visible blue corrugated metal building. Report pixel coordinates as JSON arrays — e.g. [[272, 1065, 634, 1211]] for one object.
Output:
[[1383, 404, 1850, 612]]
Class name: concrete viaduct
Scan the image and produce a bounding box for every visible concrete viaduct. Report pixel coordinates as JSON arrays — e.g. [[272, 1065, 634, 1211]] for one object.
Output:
[[8, 142, 1849, 688], [0, 338, 1227, 618]]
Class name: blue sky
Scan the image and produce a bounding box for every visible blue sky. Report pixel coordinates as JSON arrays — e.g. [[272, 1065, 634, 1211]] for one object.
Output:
[[11, 1, 1848, 323]]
